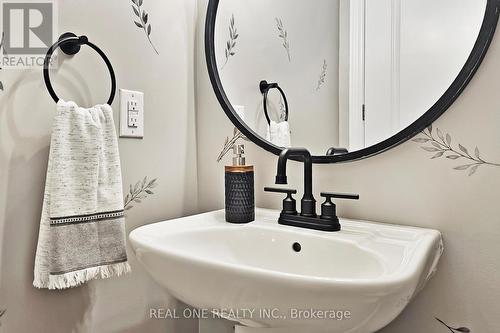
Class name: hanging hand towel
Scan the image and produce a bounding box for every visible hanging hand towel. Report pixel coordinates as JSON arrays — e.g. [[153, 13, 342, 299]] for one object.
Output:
[[34, 100, 130, 290], [266, 120, 291, 148]]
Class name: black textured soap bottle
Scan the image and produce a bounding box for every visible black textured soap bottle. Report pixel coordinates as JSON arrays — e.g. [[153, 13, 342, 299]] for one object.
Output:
[[225, 144, 255, 223]]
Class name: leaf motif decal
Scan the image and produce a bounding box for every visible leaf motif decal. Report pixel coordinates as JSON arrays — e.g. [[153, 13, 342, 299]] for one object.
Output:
[[431, 142, 442, 149], [316, 60, 328, 91], [437, 128, 445, 142], [412, 138, 430, 143], [435, 317, 471, 333], [468, 165, 479, 176], [474, 147, 481, 159], [458, 144, 468, 155], [0, 308, 6, 326], [131, 0, 159, 54], [124, 176, 159, 211], [132, 5, 139, 17], [432, 152, 444, 159], [422, 147, 440, 152], [414, 126, 500, 176], [275, 17, 291, 62], [217, 127, 247, 162], [446, 155, 460, 160], [1, 32, 7, 92], [221, 14, 238, 70]]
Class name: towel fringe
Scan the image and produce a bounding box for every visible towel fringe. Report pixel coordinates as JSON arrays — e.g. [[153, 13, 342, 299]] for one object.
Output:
[[33, 261, 131, 290]]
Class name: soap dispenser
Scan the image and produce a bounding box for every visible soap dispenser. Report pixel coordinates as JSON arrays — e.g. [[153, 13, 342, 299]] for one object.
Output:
[[225, 144, 255, 223]]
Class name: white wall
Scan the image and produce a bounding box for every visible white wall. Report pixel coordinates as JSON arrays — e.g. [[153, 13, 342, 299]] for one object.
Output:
[[0, 1, 198, 332], [196, 2, 500, 333]]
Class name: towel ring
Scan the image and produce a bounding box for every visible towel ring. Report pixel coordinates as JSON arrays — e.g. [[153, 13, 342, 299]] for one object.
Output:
[[43, 32, 116, 105], [259, 80, 289, 125]]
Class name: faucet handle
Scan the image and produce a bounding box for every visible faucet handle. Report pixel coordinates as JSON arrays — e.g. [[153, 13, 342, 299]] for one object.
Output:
[[264, 187, 298, 215], [320, 192, 359, 221], [320, 192, 359, 200], [264, 187, 297, 195]]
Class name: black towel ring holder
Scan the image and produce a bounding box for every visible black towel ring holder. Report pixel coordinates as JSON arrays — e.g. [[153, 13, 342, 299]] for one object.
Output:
[[43, 32, 116, 105], [259, 80, 289, 125]]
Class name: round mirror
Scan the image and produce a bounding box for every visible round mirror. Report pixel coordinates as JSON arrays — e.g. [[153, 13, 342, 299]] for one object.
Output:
[[205, 0, 498, 163]]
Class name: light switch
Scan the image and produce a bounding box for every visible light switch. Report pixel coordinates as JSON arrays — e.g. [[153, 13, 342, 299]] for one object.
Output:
[[119, 89, 144, 138]]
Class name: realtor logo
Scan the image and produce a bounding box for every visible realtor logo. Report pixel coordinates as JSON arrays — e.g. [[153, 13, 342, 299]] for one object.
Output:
[[1, 1, 57, 67]]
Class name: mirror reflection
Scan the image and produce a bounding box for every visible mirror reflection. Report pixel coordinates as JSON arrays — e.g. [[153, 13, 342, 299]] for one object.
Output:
[[215, 0, 486, 156]]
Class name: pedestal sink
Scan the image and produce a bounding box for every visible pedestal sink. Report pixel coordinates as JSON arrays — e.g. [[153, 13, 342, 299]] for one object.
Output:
[[129, 208, 443, 333]]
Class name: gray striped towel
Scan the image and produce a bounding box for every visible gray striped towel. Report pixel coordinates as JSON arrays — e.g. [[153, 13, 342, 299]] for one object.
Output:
[[34, 100, 130, 289]]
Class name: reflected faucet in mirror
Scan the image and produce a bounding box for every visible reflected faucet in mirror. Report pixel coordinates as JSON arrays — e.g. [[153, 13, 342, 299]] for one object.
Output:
[[265, 148, 359, 231], [326, 147, 349, 156]]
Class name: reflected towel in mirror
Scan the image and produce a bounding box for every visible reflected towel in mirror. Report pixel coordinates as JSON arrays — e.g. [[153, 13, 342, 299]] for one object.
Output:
[[266, 120, 291, 148]]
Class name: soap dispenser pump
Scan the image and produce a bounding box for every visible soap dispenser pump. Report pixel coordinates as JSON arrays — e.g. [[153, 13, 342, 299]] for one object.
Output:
[[225, 144, 255, 223]]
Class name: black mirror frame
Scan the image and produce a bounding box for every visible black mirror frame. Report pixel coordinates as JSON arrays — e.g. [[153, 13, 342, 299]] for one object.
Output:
[[205, 0, 499, 164]]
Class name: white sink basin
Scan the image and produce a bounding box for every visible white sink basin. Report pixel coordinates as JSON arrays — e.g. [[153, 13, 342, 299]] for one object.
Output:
[[129, 208, 443, 333]]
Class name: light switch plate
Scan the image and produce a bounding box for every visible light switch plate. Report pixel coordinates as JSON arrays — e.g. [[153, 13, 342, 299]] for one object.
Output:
[[119, 89, 144, 138], [234, 105, 245, 121]]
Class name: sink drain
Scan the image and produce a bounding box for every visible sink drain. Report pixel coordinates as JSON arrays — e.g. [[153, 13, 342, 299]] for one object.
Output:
[[292, 242, 301, 252]]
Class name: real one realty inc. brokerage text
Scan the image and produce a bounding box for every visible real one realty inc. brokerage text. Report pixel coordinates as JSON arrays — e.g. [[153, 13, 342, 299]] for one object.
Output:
[[150, 308, 352, 321]]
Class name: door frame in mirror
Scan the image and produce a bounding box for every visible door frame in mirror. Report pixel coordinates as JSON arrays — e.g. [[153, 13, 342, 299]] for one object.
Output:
[[205, 0, 499, 163]]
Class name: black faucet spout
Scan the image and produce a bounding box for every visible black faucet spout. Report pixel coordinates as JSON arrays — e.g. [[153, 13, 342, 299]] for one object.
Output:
[[267, 148, 359, 231], [275, 148, 316, 217]]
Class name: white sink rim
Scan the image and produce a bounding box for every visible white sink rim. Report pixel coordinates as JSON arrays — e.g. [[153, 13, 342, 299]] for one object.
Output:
[[129, 208, 442, 289]]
